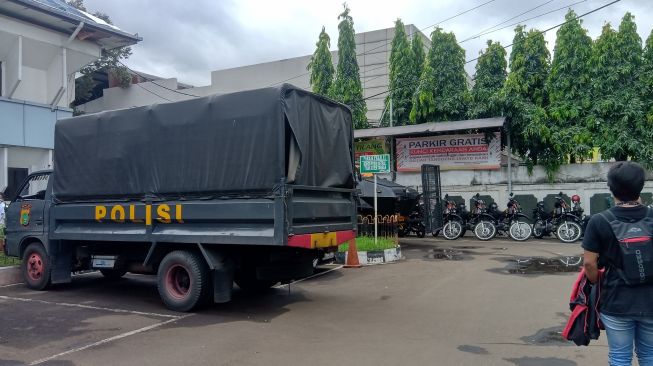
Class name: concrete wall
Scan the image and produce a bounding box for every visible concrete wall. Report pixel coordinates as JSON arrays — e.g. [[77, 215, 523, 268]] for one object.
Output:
[[379, 162, 653, 216], [0, 146, 51, 192]]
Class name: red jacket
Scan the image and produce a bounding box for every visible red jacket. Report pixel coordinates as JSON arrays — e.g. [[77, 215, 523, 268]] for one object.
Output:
[[562, 268, 604, 346]]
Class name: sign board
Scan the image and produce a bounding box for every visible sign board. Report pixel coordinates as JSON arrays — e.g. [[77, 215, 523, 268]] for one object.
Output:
[[395, 132, 501, 171], [355, 139, 387, 162], [359, 154, 391, 174]]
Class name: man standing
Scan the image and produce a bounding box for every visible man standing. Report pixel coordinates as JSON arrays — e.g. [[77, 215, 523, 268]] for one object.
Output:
[[583, 162, 653, 366]]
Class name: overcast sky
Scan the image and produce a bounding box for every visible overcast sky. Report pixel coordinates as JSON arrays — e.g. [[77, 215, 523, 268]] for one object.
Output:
[[84, 0, 653, 86]]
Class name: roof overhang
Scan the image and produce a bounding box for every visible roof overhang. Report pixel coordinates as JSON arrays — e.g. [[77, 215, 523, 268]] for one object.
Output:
[[354, 117, 506, 139], [0, 0, 141, 49]]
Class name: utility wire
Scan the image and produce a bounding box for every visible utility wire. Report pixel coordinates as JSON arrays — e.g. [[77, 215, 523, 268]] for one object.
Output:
[[460, 0, 587, 44], [265, 0, 498, 87], [361, 0, 586, 98], [360, 0, 621, 103], [459, 0, 556, 43], [134, 83, 173, 102], [117, 60, 202, 98]]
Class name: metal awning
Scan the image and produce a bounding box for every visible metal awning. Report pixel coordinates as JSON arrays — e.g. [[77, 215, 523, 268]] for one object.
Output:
[[354, 117, 505, 139]]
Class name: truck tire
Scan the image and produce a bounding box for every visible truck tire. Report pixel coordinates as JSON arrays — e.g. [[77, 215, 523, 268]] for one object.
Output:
[[100, 269, 127, 280], [157, 251, 210, 312], [22, 242, 51, 291]]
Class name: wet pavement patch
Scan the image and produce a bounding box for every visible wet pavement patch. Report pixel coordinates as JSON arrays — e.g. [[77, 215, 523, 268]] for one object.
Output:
[[521, 326, 570, 346], [505, 357, 576, 366], [457, 345, 489, 355], [492, 256, 583, 275], [423, 248, 473, 261]]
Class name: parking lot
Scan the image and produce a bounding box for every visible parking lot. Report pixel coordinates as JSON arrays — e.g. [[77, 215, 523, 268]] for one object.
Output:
[[0, 237, 606, 366]]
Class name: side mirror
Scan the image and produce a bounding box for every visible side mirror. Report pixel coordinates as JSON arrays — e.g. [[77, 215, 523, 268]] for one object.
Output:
[[475, 193, 480, 198], [509, 192, 514, 197], [559, 191, 563, 196], [444, 194, 449, 199]]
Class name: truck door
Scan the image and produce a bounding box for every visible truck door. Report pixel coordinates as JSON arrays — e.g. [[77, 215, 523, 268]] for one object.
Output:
[[5, 172, 51, 248]]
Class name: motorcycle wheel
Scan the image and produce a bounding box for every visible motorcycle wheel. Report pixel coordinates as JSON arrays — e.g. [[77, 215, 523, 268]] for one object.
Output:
[[442, 221, 464, 240], [416, 224, 426, 238], [509, 220, 532, 241], [474, 221, 496, 241], [557, 221, 582, 243], [532, 221, 545, 239]]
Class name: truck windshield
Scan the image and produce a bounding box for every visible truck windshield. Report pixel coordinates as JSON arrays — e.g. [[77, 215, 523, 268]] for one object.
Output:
[[16, 173, 50, 200]]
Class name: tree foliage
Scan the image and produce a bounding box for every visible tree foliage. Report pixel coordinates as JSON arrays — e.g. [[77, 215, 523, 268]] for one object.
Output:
[[643, 29, 653, 125], [410, 28, 468, 123], [67, 0, 132, 107], [307, 27, 335, 96], [468, 40, 506, 119], [411, 33, 426, 75], [588, 13, 650, 164], [329, 4, 368, 129], [502, 27, 554, 174], [546, 10, 593, 162], [384, 19, 413, 126]]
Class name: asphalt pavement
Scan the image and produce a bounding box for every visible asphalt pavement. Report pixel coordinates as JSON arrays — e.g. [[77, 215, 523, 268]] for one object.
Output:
[[0, 236, 608, 366]]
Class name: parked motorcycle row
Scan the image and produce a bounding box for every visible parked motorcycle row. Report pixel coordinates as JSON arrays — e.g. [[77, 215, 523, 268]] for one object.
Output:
[[439, 192, 589, 243]]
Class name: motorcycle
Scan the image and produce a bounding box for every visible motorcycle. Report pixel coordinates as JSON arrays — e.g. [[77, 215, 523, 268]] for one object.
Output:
[[468, 194, 497, 241], [532, 192, 583, 243], [441, 195, 465, 240], [487, 193, 533, 241], [398, 196, 426, 238]]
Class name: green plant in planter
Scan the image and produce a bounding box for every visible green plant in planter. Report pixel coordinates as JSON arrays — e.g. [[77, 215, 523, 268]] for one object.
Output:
[[339, 236, 398, 252]]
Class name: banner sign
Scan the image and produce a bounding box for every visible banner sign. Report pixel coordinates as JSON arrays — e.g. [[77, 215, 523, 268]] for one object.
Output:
[[355, 139, 387, 162], [395, 132, 501, 171]]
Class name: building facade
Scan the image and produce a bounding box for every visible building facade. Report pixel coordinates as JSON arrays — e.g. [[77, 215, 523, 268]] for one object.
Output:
[[78, 24, 437, 125], [0, 0, 139, 198]]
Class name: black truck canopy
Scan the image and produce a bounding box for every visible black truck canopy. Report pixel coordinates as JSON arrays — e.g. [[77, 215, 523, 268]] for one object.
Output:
[[53, 84, 354, 202]]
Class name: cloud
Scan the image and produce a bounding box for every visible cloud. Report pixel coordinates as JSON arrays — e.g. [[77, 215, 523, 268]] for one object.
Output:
[[83, 0, 653, 86]]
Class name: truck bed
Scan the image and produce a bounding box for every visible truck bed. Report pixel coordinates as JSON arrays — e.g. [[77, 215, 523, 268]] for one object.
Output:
[[50, 185, 355, 246]]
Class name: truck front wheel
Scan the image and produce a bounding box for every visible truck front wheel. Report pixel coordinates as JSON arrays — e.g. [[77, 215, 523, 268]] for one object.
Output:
[[157, 251, 210, 312], [22, 242, 51, 291]]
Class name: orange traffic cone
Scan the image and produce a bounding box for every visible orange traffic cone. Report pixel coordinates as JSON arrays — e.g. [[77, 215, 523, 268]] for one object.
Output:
[[344, 238, 361, 268]]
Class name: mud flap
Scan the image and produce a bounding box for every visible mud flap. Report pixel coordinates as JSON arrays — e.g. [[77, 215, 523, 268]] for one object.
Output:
[[49, 240, 72, 284], [198, 244, 234, 304]]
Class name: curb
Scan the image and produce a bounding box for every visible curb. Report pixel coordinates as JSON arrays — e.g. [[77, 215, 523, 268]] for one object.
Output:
[[0, 266, 21, 286], [335, 246, 402, 266]]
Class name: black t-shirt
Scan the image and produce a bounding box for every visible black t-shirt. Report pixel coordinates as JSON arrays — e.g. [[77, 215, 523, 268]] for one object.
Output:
[[582, 205, 653, 317]]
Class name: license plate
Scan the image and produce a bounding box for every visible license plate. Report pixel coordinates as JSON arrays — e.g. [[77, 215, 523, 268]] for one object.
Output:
[[92, 258, 115, 268]]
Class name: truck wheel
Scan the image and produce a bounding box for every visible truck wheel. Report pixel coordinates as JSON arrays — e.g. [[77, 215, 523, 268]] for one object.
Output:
[[157, 251, 210, 312], [100, 269, 128, 280], [22, 243, 51, 291]]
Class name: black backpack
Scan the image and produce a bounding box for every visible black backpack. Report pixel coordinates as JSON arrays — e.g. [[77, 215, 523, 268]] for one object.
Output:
[[600, 208, 653, 285]]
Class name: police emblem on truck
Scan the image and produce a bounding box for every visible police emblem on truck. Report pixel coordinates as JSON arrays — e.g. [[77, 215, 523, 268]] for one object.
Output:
[[95, 204, 183, 225], [20, 204, 32, 226]]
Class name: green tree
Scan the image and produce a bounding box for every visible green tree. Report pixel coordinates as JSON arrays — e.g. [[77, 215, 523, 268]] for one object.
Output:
[[411, 33, 425, 74], [307, 27, 335, 96], [546, 10, 593, 162], [468, 40, 506, 119], [384, 19, 413, 126], [643, 29, 653, 124], [67, 0, 132, 107], [588, 13, 649, 163], [410, 28, 468, 123], [502, 28, 554, 174], [329, 4, 368, 129]]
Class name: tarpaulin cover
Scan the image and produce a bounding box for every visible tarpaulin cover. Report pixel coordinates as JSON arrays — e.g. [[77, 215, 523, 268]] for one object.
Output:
[[53, 84, 354, 201]]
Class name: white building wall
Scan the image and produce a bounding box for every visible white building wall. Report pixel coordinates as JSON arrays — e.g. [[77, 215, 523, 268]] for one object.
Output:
[[78, 24, 432, 125]]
